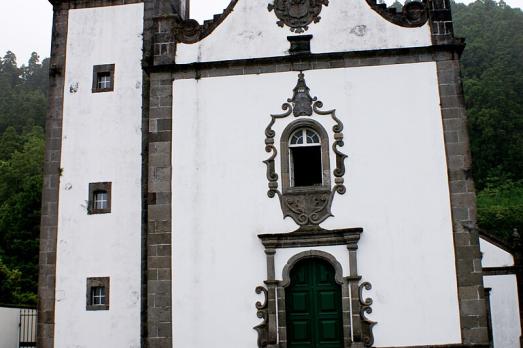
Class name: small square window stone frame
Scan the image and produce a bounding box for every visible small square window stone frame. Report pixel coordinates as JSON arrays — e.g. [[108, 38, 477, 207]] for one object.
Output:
[[92, 64, 115, 93], [86, 277, 110, 311], [88, 182, 112, 214]]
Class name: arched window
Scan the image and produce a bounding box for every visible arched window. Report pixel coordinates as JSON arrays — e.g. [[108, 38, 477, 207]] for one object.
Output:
[[281, 119, 330, 192], [289, 128, 322, 187]]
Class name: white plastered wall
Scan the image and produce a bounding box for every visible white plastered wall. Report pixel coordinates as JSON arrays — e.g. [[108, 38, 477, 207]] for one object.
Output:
[[483, 275, 521, 348], [480, 238, 521, 348], [54, 4, 143, 348], [0, 307, 20, 348], [172, 62, 461, 347], [176, 0, 431, 63], [480, 238, 515, 267]]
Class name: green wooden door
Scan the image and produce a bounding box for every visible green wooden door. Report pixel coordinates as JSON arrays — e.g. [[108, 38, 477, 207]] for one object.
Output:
[[286, 258, 344, 348]]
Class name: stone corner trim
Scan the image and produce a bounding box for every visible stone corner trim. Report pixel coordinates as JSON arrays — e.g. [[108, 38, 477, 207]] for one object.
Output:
[[144, 70, 174, 347], [37, 5, 69, 348], [436, 59, 490, 346]]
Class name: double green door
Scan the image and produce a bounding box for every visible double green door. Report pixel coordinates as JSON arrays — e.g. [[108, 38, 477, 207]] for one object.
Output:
[[285, 258, 344, 348]]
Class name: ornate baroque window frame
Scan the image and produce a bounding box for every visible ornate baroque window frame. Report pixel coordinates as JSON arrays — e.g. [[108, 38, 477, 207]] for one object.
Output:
[[264, 72, 347, 230]]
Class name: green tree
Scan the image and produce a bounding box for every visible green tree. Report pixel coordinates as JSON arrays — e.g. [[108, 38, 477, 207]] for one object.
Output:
[[0, 127, 44, 305], [452, 0, 523, 240], [0, 52, 48, 304], [0, 51, 47, 133], [0, 257, 24, 305], [452, 0, 523, 188]]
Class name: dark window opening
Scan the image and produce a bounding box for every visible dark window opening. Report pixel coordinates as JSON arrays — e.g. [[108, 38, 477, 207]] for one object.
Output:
[[96, 72, 112, 90], [88, 182, 112, 214], [86, 277, 110, 311], [93, 190, 108, 210], [281, 122, 331, 192], [92, 64, 115, 93], [291, 145, 322, 187], [90, 286, 106, 306]]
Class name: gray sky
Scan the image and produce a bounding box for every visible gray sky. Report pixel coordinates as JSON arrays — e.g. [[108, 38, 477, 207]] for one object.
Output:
[[0, 0, 521, 64]]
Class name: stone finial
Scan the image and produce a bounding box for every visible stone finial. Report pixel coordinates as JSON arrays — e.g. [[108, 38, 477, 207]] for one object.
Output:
[[288, 72, 316, 117]]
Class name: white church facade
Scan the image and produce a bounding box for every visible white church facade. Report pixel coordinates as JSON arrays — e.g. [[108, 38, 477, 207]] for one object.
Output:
[[38, 0, 522, 347]]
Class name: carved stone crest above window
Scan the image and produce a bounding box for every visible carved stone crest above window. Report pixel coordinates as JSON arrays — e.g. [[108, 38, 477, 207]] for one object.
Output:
[[264, 73, 347, 230], [268, 0, 329, 33]]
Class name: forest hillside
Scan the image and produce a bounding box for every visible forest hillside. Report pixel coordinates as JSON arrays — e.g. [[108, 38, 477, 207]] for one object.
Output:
[[0, 0, 521, 305]]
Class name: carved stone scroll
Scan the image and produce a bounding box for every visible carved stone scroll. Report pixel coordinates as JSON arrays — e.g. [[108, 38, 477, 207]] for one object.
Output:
[[173, 0, 239, 44], [365, 0, 428, 28], [254, 286, 269, 348], [358, 282, 377, 347]]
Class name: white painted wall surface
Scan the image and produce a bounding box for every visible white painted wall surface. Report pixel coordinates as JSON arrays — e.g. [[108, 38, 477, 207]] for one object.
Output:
[[54, 4, 143, 348], [484, 274, 522, 348], [0, 307, 19, 348], [176, 0, 431, 64], [172, 62, 461, 347], [480, 237, 515, 268]]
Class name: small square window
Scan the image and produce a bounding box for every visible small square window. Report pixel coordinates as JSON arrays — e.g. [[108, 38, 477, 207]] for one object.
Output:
[[93, 191, 108, 210], [92, 64, 115, 93], [88, 182, 111, 214], [86, 277, 110, 311], [97, 72, 112, 90], [91, 286, 106, 305]]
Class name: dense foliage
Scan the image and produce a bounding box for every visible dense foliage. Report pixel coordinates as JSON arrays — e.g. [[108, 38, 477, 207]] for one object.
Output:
[[0, 52, 47, 305], [452, 0, 523, 239], [0, 0, 521, 305]]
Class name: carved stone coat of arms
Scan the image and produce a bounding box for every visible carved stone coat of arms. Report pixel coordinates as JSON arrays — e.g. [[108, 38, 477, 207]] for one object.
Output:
[[268, 0, 329, 33]]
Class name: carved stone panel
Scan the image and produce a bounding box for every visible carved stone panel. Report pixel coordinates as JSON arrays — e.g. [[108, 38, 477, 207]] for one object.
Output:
[[281, 188, 333, 227], [268, 0, 329, 33]]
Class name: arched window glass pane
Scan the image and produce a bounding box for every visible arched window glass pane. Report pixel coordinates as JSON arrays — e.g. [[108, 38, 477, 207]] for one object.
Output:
[[306, 129, 320, 144], [290, 131, 304, 145], [290, 128, 320, 146]]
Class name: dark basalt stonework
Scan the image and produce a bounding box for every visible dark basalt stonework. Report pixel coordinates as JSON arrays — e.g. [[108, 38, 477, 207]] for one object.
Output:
[[268, 0, 329, 33], [172, 0, 239, 44], [365, 0, 429, 27]]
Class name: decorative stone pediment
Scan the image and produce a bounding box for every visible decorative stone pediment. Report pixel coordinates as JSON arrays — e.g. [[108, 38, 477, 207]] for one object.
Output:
[[268, 0, 329, 33]]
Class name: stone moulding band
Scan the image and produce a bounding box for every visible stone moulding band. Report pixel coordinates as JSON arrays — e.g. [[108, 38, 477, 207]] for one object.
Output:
[[48, 0, 143, 9], [163, 45, 465, 80], [258, 227, 363, 249]]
